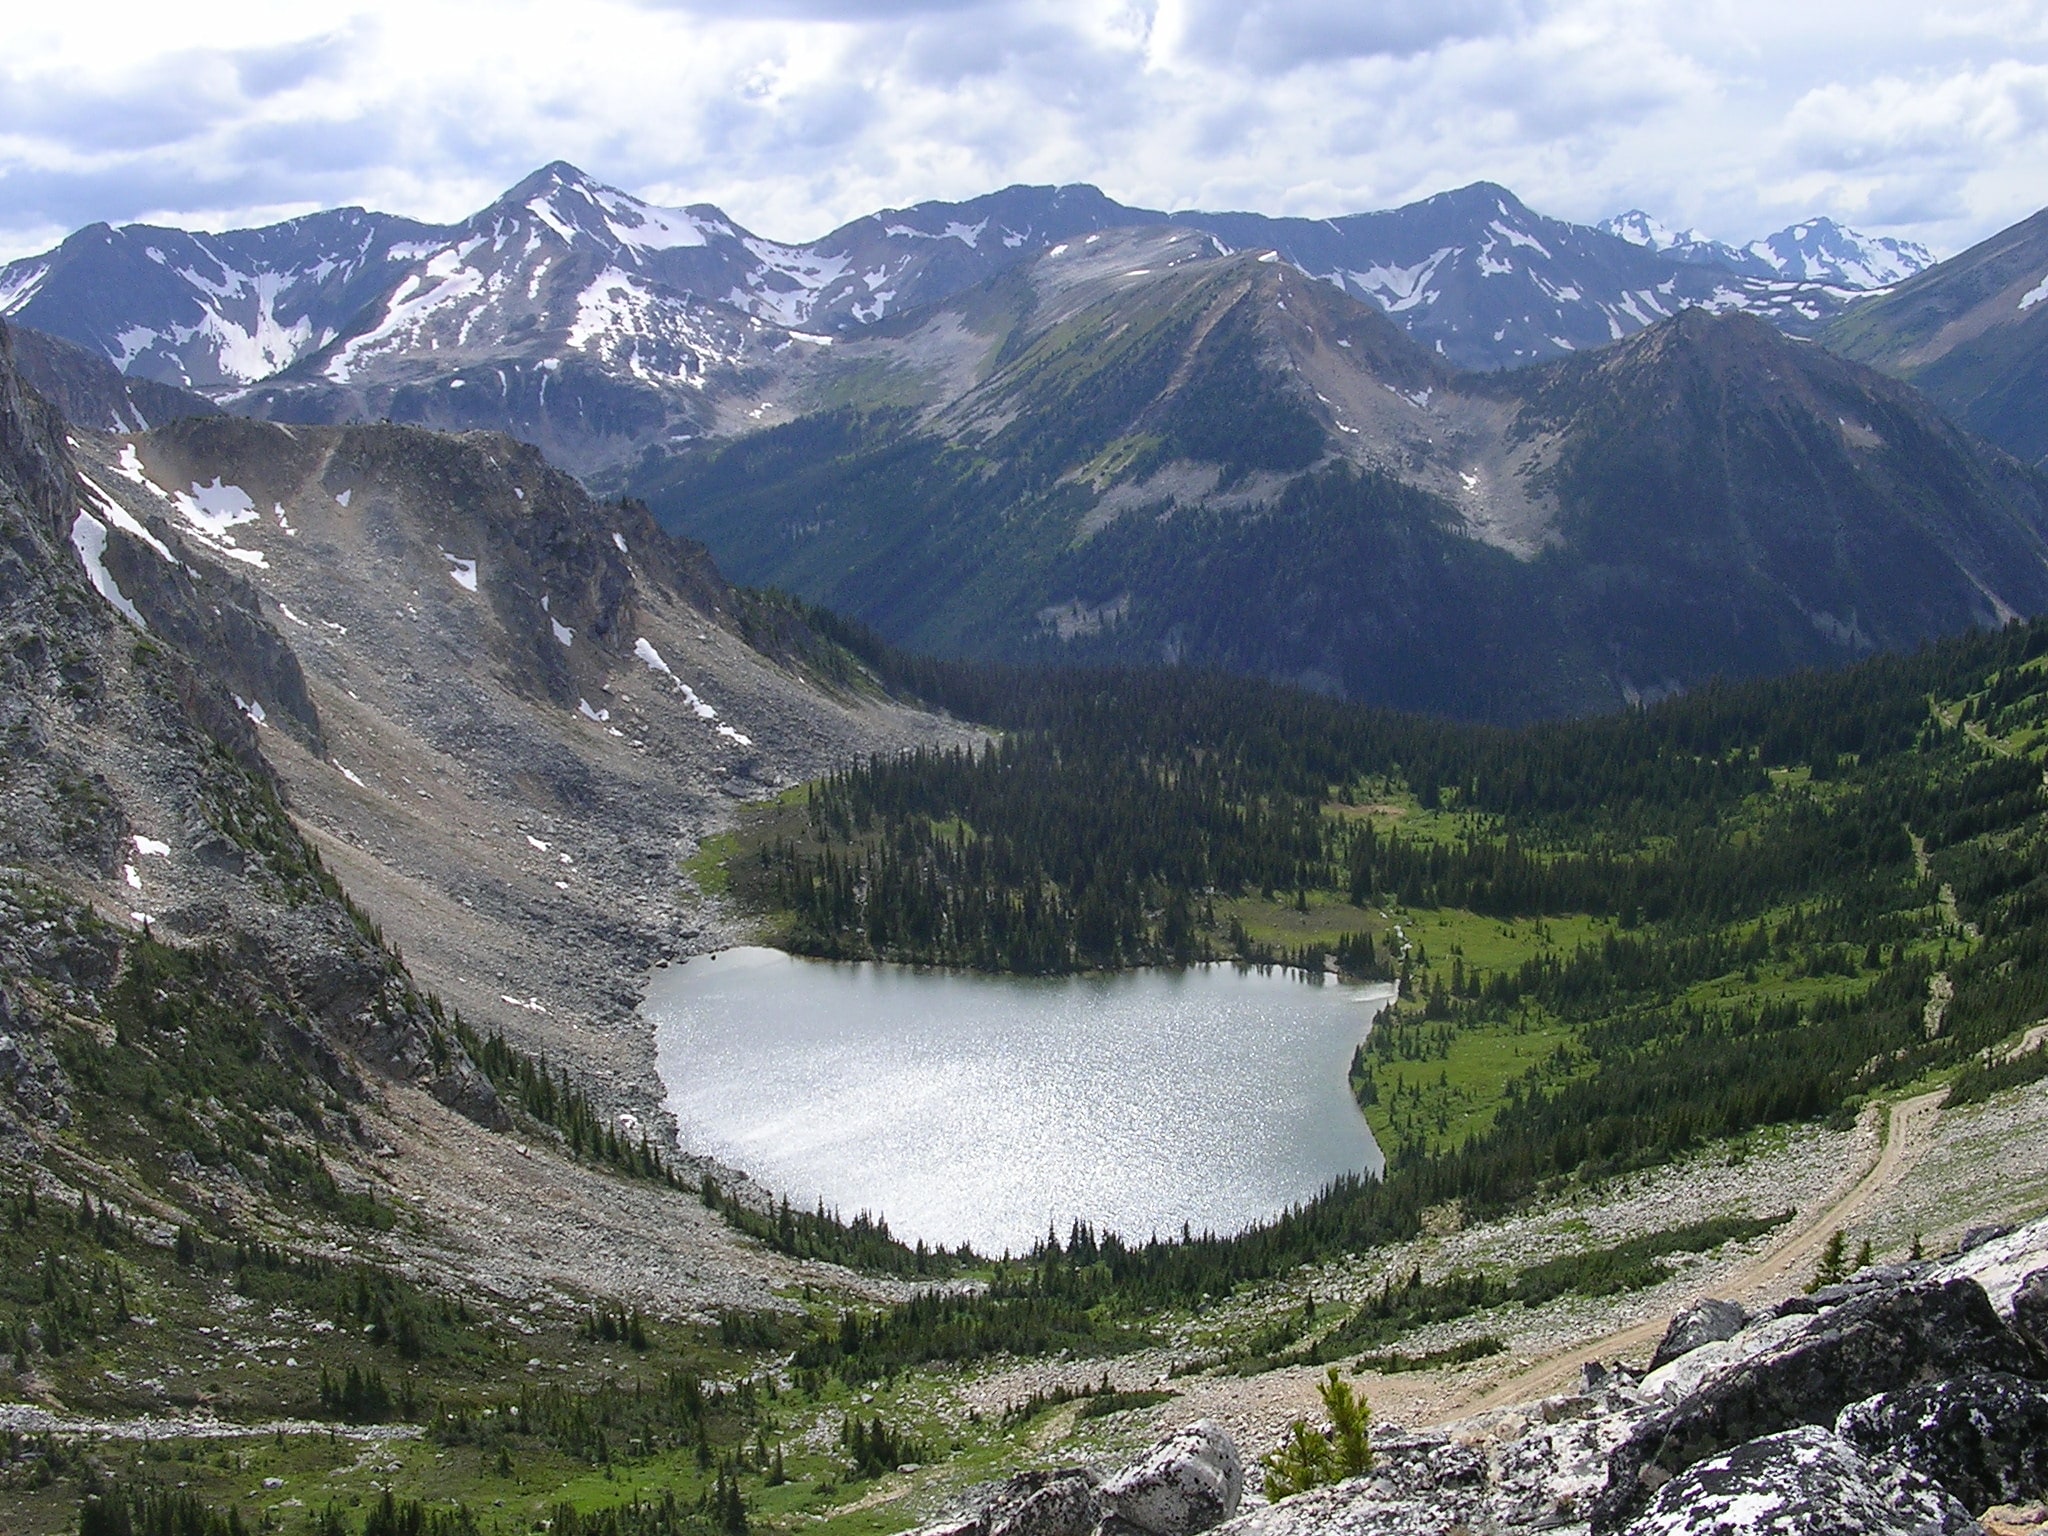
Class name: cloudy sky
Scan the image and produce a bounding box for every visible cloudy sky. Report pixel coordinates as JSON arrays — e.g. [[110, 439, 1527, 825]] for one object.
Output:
[[3, 0, 2046, 262]]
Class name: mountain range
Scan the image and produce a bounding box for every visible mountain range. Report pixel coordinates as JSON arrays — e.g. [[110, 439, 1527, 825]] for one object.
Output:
[[1, 164, 1913, 479], [9, 163, 2048, 723], [628, 222, 2048, 720]]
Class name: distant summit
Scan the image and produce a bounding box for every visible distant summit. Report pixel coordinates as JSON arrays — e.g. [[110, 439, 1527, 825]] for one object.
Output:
[[1601, 210, 1936, 290]]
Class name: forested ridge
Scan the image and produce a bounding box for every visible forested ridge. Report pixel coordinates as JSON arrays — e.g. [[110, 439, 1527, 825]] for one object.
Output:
[[696, 609, 2048, 1321]]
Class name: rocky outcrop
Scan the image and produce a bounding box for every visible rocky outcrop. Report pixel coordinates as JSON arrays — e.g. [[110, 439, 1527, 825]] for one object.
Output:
[[1194, 1216, 2048, 1536], [913, 1426, 1242, 1536], [0, 315, 499, 1134], [2017, 1271, 2048, 1352], [1592, 1276, 2041, 1529], [1618, 1424, 1978, 1536], [985, 1472, 1101, 1536], [7, 323, 219, 434]]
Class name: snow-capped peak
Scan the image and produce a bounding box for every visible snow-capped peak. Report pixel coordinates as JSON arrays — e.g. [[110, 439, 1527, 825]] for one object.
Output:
[[1599, 210, 1704, 252], [499, 162, 736, 261], [1599, 209, 1936, 291], [1738, 217, 1934, 289]]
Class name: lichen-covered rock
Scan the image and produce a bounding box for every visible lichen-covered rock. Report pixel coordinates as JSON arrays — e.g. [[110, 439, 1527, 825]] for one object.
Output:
[[1099, 1421, 1243, 1536], [1837, 1372, 2048, 1513], [1617, 1425, 1978, 1536], [1931, 1218, 2048, 1323], [986, 1471, 1101, 1536], [1650, 1299, 1751, 1371], [1592, 1279, 2038, 1531]]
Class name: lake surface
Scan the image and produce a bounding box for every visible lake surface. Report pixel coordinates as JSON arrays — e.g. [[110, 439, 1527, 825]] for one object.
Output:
[[646, 948, 1392, 1255]]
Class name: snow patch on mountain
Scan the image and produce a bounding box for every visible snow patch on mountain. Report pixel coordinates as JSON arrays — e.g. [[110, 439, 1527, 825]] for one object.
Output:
[[0, 261, 51, 315], [326, 246, 488, 382], [592, 186, 724, 253], [79, 472, 174, 562], [731, 238, 853, 329], [1348, 247, 1457, 312], [69, 510, 145, 628], [1599, 211, 1705, 251], [173, 477, 258, 539]]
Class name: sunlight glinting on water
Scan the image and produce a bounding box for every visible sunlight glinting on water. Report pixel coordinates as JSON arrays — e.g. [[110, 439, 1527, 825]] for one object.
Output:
[[648, 947, 1393, 1255]]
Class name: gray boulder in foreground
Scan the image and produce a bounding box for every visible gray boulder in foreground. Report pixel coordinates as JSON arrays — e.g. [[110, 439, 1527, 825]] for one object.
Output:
[[1618, 1425, 1978, 1536], [1836, 1373, 2048, 1514], [986, 1472, 1103, 1536], [2014, 1269, 2048, 1352], [1098, 1420, 1244, 1536]]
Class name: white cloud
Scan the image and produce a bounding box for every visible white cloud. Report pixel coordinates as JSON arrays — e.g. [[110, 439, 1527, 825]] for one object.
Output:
[[1, 0, 2045, 263]]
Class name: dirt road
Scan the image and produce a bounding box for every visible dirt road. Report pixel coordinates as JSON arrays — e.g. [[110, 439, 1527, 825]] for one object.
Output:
[[1427, 1088, 1948, 1422]]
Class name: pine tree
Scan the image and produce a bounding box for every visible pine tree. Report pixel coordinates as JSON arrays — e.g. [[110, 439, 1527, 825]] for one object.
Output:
[[1809, 1229, 1849, 1293]]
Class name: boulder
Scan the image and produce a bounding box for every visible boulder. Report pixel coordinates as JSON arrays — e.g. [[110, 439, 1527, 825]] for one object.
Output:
[[1837, 1372, 2048, 1513], [1591, 1279, 2038, 1531], [1931, 1218, 2048, 1322], [1616, 1425, 1978, 1536], [986, 1472, 1101, 1536], [1201, 1429, 1497, 1536], [1099, 1421, 1243, 1536], [1650, 1299, 1751, 1372]]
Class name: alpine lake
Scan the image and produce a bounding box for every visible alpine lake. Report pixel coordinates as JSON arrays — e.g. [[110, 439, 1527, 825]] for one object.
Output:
[[648, 947, 1394, 1255]]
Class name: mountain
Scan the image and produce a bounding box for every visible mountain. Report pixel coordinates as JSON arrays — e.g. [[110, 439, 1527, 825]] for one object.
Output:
[[6, 322, 220, 432], [1602, 211, 1934, 290], [57, 392, 962, 1081], [0, 206, 441, 389], [0, 317, 500, 1143], [1822, 205, 2048, 468], [2, 166, 1883, 478], [632, 229, 2048, 720]]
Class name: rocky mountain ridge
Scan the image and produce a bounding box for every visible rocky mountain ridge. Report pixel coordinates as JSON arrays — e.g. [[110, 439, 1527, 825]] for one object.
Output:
[[1824, 206, 2048, 468], [2, 165, 1892, 478], [54, 391, 968, 1108], [0, 318, 500, 1147]]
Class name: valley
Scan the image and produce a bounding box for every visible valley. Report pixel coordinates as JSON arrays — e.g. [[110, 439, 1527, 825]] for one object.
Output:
[[7, 158, 2048, 1536]]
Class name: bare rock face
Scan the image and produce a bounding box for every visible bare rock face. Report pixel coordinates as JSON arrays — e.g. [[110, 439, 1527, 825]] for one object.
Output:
[[1099, 1421, 1244, 1536], [1591, 1279, 2041, 1531], [1650, 1299, 1751, 1372], [1617, 1425, 1978, 1536], [1837, 1373, 2048, 1515]]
